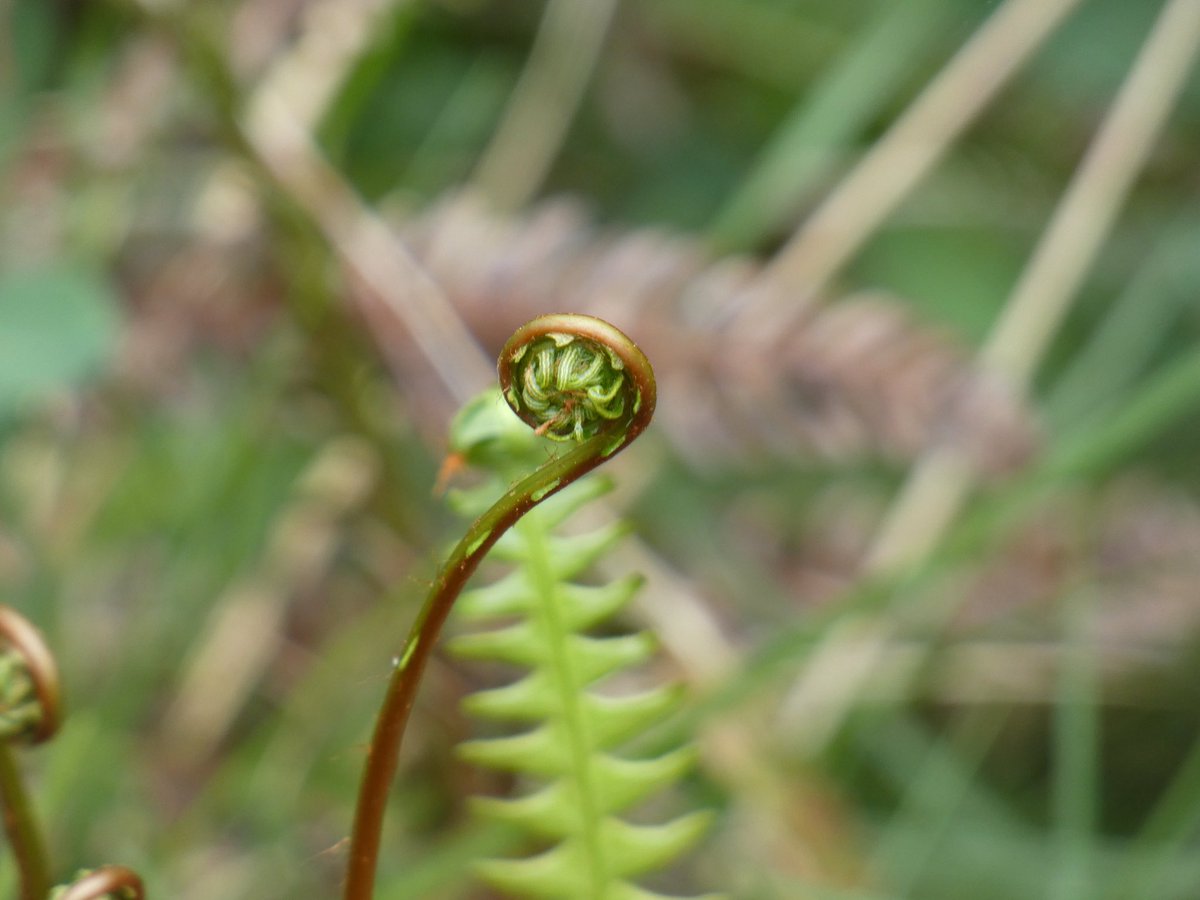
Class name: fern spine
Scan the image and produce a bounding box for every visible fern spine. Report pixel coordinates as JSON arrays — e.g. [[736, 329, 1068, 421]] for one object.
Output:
[[450, 452, 714, 899]]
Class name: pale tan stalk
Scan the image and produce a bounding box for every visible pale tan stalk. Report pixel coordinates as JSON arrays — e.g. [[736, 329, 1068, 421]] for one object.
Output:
[[247, 0, 399, 134], [473, 0, 619, 211], [735, 0, 1085, 338], [779, 0, 1200, 749], [867, 0, 1200, 574], [243, 87, 495, 403]]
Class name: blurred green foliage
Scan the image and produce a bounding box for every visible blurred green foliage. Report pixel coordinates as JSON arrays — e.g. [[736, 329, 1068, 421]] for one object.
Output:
[[0, 267, 119, 418], [1, 0, 1199, 898]]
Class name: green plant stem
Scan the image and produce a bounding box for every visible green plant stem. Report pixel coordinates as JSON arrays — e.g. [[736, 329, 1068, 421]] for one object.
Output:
[[1051, 589, 1099, 900], [0, 742, 50, 900], [343, 315, 655, 900]]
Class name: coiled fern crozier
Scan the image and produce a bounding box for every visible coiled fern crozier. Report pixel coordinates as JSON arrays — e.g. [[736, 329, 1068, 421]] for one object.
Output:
[[344, 315, 716, 900], [447, 390, 713, 898]]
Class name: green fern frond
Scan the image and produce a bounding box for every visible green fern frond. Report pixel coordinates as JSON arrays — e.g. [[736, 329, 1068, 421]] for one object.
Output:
[[446, 390, 716, 900]]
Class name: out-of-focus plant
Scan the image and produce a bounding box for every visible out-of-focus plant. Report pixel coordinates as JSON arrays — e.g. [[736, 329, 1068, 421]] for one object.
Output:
[[0, 606, 144, 899]]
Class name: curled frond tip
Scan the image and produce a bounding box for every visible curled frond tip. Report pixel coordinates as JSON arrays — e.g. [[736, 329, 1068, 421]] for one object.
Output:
[[0, 605, 62, 745], [498, 314, 656, 446]]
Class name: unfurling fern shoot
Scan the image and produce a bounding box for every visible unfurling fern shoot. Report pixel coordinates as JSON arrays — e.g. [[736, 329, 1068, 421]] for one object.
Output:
[[346, 315, 717, 900]]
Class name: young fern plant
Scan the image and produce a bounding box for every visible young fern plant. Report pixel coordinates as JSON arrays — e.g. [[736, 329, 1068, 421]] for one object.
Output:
[[343, 314, 700, 900], [446, 391, 714, 899], [0, 606, 145, 900]]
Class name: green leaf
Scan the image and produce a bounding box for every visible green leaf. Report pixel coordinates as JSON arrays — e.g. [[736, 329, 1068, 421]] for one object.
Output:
[[463, 671, 560, 722], [458, 723, 571, 775], [567, 633, 658, 685], [0, 265, 120, 417], [491, 521, 632, 579], [457, 570, 536, 621], [475, 841, 586, 898], [601, 812, 715, 879], [471, 781, 585, 839], [582, 685, 685, 749], [558, 575, 645, 632], [448, 621, 545, 666], [588, 748, 699, 813]]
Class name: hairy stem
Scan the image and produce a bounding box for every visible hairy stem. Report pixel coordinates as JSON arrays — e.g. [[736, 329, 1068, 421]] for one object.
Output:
[[0, 742, 50, 900], [343, 315, 655, 900]]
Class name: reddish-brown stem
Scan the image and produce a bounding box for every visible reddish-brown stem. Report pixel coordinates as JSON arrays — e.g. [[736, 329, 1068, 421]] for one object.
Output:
[[342, 315, 655, 900], [0, 743, 50, 900]]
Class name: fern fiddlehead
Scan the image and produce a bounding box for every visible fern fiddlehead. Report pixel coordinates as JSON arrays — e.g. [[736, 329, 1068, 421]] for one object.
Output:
[[0, 608, 145, 899], [344, 314, 656, 900], [0, 606, 62, 899]]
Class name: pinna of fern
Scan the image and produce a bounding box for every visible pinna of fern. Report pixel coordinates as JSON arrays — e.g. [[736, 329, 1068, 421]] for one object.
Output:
[[343, 314, 718, 900], [446, 387, 718, 899]]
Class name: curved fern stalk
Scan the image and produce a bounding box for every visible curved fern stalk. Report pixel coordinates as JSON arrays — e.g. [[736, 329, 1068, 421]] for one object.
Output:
[[446, 409, 716, 899], [344, 314, 658, 900]]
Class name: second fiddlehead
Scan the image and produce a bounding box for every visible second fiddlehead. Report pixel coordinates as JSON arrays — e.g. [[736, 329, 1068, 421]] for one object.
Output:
[[0, 607, 146, 899], [343, 314, 656, 900], [0, 606, 62, 900]]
